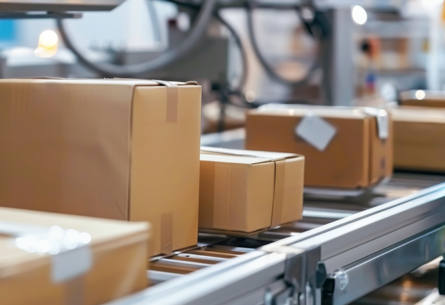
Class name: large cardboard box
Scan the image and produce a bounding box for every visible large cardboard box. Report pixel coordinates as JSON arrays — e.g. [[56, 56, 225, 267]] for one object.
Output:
[[0, 79, 201, 256], [245, 105, 393, 189], [0, 207, 149, 305], [199, 147, 304, 233], [400, 90, 445, 108], [391, 107, 445, 172]]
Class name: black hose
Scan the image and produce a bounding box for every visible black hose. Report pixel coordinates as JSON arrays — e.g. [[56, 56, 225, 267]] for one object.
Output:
[[213, 11, 248, 93], [246, 0, 321, 87], [168, 0, 322, 107], [56, 0, 216, 77], [166, 0, 200, 9]]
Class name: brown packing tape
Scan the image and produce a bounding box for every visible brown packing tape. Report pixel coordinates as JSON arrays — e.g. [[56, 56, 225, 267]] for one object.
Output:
[[153, 80, 199, 123], [65, 276, 85, 305], [270, 160, 286, 228], [161, 213, 173, 254], [213, 163, 231, 229], [166, 86, 179, 123], [151, 80, 180, 123], [205, 162, 216, 229], [210, 162, 249, 231], [115, 79, 199, 123]]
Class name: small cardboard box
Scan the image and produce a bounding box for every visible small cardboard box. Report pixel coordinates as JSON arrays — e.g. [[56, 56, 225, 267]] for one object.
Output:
[[400, 90, 445, 108], [0, 79, 202, 256], [0, 207, 150, 305], [199, 147, 304, 233], [391, 107, 445, 172], [245, 105, 393, 189]]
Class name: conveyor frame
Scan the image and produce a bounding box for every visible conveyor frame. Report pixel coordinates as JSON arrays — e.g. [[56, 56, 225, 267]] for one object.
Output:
[[108, 180, 445, 305], [0, 0, 125, 11], [105, 129, 445, 304], [272, 182, 445, 305]]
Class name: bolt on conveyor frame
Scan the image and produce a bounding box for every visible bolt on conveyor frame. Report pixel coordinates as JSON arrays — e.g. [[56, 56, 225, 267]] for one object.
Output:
[[107, 181, 445, 305]]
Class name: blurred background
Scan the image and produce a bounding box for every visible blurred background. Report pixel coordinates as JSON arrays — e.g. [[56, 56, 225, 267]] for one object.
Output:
[[1, 0, 444, 133], [3, 1, 445, 304]]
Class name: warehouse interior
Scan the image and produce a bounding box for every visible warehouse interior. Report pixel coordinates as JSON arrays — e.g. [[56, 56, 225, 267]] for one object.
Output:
[[2, 0, 445, 304]]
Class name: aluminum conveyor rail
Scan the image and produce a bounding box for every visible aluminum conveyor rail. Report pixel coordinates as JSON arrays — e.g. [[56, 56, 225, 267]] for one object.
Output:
[[108, 180, 445, 305], [106, 130, 445, 305], [264, 181, 445, 305]]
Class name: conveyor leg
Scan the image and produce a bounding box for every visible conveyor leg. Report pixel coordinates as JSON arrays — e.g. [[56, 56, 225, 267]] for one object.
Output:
[[439, 259, 445, 295], [321, 277, 335, 305]]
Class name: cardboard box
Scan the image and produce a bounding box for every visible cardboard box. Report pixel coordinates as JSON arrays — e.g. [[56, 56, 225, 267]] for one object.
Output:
[[0, 79, 202, 256], [245, 105, 393, 189], [0, 207, 149, 305], [391, 107, 445, 172], [199, 147, 304, 233], [400, 90, 445, 108]]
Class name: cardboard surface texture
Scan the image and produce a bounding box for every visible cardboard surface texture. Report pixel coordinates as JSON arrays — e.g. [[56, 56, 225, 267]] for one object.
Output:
[[391, 107, 445, 172], [400, 90, 445, 108], [199, 147, 304, 233], [245, 105, 393, 189], [0, 79, 202, 256], [0, 207, 150, 305]]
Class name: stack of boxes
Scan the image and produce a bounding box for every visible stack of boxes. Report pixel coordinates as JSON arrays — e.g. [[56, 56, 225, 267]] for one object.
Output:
[[199, 147, 304, 233], [9, 79, 445, 303], [0, 79, 203, 303], [0, 79, 306, 303]]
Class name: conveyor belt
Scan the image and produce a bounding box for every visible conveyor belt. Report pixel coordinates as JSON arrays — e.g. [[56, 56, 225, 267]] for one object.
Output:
[[144, 172, 445, 286], [108, 130, 445, 305]]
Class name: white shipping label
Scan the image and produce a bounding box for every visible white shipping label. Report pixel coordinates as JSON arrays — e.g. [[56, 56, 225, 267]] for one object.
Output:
[[375, 113, 389, 139], [51, 246, 93, 283], [295, 113, 337, 151], [0, 221, 94, 284], [363, 107, 389, 140]]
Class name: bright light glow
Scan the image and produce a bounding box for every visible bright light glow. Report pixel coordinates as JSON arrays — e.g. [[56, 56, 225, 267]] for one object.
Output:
[[63, 239, 77, 250], [352, 6, 367, 25], [288, 109, 295, 116], [415, 90, 426, 100], [301, 7, 314, 21], [37, 240, 51, 255], [49, 226, 64, 241], [39, 30, 58, 49], [14, 228, 90, 256], [177, 12, 191, 32], [379, 109, 388, 117], [245, 90, 257, 103], [49, 245, 60, 255], [380, 82, 397, 102], [35, 30, 58, 58], [80, 232, 92, 244], [65, 229, 80, 241], [15, 237, 28, 250]]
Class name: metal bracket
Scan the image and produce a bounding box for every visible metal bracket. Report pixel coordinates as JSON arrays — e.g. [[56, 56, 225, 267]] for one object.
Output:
[[316, 262, 327, 289], [0, 12, 82, 19], [264, 284, 294, 305], [321, 277, 335, 305], [439, 259, 445, 295], [262, 245, 322, 305]]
